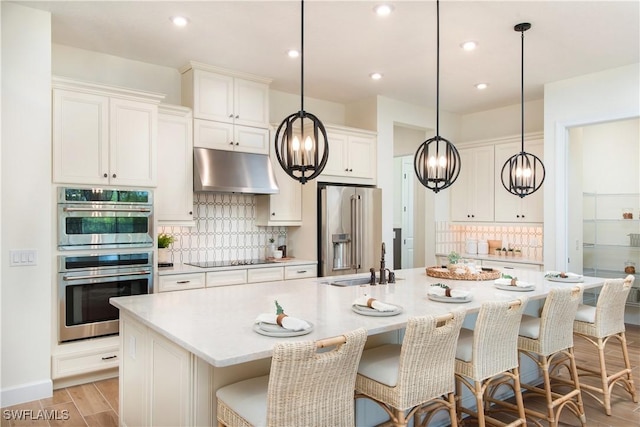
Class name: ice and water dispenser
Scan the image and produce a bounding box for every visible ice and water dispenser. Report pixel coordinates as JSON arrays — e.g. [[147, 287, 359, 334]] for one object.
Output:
[[332, 233, 351, 270]]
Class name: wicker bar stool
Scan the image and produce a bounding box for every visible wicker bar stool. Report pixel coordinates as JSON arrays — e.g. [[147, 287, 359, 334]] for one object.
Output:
[[216, 327, 367, 427], [515, 286, 586, 427], [355, 309, 466, 427], [573, 275, 638, 415], [454, 298, 528, 427]]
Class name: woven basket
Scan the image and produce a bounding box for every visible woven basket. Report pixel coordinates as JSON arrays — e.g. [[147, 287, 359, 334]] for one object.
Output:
[[426, 266, 501, 281]]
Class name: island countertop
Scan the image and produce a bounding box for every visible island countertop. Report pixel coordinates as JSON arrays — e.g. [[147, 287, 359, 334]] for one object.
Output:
[[110, 267, 604, 368]]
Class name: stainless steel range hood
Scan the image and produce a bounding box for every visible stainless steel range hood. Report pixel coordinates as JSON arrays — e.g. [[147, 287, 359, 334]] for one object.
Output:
[[193, 147, 279, 194]]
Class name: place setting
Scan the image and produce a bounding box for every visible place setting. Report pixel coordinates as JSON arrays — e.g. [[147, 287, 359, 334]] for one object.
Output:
[[427, 283, 473, 303], [544, 271, 584, 283], [253, 300, 313, 337], [493, 274, 536, 292], [352, 295, 403, 316]]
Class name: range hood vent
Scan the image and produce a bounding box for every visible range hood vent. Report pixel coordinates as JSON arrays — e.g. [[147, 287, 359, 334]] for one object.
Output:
[[193, 148, 279, 194]]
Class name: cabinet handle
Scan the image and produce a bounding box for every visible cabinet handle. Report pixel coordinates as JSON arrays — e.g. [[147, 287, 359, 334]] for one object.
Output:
[[112, 173, 117, 178], [471, 214, 475, 218], [188, 211, 193, 215], [521, 215, 525, 218], [176, 280, 191, 284], [349, 168, 353, 172], [271, 212, 276, 216], [229, 141, 234, 145], [297, 270, 308, 274], [101, 355, 117, 360], [228, 114, 234, 118], [235, 142, 239, 146], [235, 115, 239, 119], [103, 173, 108, 178], [345, 168, 349, 172]]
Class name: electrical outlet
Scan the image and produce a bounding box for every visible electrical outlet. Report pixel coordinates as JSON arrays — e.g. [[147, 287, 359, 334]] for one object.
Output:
[[9, 249, 38, 266]]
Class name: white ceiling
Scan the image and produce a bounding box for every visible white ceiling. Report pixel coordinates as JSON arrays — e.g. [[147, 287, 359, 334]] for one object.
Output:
[[18, 0, 640, 115]]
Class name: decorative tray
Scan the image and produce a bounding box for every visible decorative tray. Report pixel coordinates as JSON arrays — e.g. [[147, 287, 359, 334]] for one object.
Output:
[[426, 266, 500, 281]]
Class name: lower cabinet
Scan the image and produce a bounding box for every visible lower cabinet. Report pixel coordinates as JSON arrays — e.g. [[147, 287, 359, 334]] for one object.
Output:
[[51, 336, 120, 380], [158, 272, 205, 292], [206, 269, 248, 287], [247, 266, 284, 283]]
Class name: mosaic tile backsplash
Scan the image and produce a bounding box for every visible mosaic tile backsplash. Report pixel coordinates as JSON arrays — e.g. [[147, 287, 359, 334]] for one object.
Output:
[[435, 222, 544, 261], [158, 193, 286, 264]]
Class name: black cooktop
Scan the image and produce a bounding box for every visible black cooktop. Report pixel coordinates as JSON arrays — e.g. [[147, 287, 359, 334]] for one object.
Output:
[[185, 259, 275, 268]]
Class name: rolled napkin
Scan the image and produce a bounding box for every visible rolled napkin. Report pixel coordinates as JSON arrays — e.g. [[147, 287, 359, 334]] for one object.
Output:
[[353, 296, 397, 312], [494, 278, 533, 288], [428, 286, 471, 299], [255, 313, 310, 331]]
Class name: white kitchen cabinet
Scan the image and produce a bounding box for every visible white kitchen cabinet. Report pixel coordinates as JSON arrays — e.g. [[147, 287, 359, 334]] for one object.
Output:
[[193, 118, 269, 154], [481, 259, 543, 272], [494, 139, 544, 223], [319, 125, 377, 184], [255, 141, 302, 226], [450, 145, 495, 222], [158, 272, 205, 293], [206, 269, 248, 287], [247, 266, 284, 283], [284, 263, 317, 279], [52, 77, 163, 187], [156, 105, 194, 226]]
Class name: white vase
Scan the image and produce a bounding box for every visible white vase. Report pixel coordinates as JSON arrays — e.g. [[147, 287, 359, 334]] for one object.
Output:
[[158, 248, 170, 264]]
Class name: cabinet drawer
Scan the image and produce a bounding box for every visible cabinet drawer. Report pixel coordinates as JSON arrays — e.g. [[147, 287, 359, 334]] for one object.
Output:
[[247, 267, 284, 283], [52, 345, 119, 379], [481, 260, 542, 272], [284, 264, 317, 280], [158, 273, 205, 292], [206, 269, 247, 287]]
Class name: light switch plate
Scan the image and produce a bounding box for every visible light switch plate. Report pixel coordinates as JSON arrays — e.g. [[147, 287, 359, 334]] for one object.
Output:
[[9, 249, 38, 266]]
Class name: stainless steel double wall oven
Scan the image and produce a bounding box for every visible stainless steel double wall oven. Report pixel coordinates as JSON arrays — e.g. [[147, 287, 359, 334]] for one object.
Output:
[[57, 187, 154, 342]]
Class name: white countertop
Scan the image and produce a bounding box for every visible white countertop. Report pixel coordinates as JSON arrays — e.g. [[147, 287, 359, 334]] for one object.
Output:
[[111, 268, 603, 368], [436, 253, 543, 266], [157, 258, 317, 275]]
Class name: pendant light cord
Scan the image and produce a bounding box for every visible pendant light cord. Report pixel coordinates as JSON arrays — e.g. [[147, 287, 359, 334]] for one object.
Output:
[[300, 0, 305, 116], [435, 0, 440, 137], [520, 28, 525, 153]]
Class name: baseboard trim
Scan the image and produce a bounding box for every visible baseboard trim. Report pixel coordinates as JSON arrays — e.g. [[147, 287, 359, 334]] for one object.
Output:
[[1, 379, 53, 408]]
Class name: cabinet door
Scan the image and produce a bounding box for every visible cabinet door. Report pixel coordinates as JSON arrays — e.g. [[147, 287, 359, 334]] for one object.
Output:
[[450, 146, 494, 222], [321, 132, 348, 176], [206, 270, 248, 287], [348, 134, 375, 179], [247, 266, 284, 283], [192, 70, 234, 122], [121, 315, 148, 427], [157, 108, 194, 224], [194, 119, 234, 150], [158, 272, 205, 293], [234, 125, 269, 154], [234, 79, 269, 128], [494, 140, 543, 222], [53, 89, 110, 185], [109, 98, 158, 187]]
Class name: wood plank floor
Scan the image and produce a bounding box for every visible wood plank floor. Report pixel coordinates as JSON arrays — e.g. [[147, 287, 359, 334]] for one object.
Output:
[[2, 325, 639, 426]]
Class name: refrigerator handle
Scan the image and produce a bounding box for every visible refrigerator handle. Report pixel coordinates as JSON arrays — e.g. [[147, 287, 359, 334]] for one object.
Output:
[[351, 194, 362, 269]]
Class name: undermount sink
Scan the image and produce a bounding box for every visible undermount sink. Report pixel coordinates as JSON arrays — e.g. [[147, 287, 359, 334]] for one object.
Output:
[[327, 277, 378, 287]]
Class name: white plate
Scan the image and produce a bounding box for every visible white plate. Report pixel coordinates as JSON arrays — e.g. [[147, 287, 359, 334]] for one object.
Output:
[[494, 283, 535, 292], [427, 294, 472, 303], [253, 321, 314, 337], [546, 275, 583, 283], [351, 304, 403, 317]]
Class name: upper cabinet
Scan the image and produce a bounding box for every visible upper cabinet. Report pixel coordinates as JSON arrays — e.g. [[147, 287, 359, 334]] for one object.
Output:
[[156, 105, 194, 226], [181, 62, 272, 154], [319, 125, 377, 185], [494, 139, 544, 223], [52, 77, 164, 187], [450, 145, 495, 222]]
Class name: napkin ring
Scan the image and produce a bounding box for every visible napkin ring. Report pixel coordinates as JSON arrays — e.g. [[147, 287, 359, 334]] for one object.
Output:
[[276, 313, 288, 326], [366, 298, 376, 308]]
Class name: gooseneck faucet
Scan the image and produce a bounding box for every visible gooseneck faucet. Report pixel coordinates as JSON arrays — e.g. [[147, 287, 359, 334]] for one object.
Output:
[[379, 242, 387, 284]]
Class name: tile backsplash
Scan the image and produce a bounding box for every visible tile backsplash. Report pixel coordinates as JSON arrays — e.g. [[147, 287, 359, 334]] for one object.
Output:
[[158, 193, 286, 264], [435, 222, 543, 261]]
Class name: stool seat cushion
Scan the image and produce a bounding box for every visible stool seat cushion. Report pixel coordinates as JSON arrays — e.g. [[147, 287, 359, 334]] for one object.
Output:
[[455, 328, 474, 362], [216, 375, 268, 427], [357, 344, 401, 387], [519, 315, 541, 339], [574, 304, 596, 323]]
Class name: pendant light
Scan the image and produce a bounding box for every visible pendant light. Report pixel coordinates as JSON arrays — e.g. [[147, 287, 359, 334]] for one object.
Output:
[[414, 0, 461, 193], [274, 0, 328, 184], [501, 23, 545, 198]]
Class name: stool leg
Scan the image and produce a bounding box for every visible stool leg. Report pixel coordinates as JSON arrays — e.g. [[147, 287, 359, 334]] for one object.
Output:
[[512, 367, 527, 426], [619, 332, 639, 403], [595, 337, 613, 415], [474, 380, 486, 427], [447, 392, 459, 427], [568, 348, 587, 426]]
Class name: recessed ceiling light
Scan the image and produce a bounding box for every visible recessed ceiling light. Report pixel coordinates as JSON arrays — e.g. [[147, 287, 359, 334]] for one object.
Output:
[[287, 49, 300, 58], [370, 72, 383, 80], [475, 83, 489, 90], [461, 41, 478, 51], [374, 4, 394, 17], [171, 16, 189, 27]]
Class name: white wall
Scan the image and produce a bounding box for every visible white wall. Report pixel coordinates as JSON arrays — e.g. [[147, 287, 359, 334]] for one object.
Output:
[[52, 44, 181, 104], [1, 3, 53, 406], [544, 63, 640, 270], [459, 98, 543, 142], [269, 90, 346, 126]]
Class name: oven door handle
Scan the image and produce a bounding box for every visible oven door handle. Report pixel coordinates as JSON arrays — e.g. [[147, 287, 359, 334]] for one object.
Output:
[[62, 207, 152, 213], [62, 270, 151, 281]]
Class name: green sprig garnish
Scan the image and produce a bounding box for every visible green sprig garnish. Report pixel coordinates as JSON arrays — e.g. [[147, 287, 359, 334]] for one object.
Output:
[[430, 283, 450, 289], [502, 273, 518, 280], [275, 300, 285, 315]]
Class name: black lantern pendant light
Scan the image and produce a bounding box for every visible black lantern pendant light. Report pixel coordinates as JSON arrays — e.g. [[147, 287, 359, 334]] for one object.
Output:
[[274, 0, 328, 184], [414, 0, 461, 193], [501, 23, 545, 198]]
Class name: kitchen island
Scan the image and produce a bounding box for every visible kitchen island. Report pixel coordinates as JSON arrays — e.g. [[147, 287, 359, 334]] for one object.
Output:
[[111, 267, 605, 426]]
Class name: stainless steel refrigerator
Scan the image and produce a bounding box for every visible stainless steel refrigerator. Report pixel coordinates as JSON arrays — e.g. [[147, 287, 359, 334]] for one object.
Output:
[[318, 184, 382, 277]]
